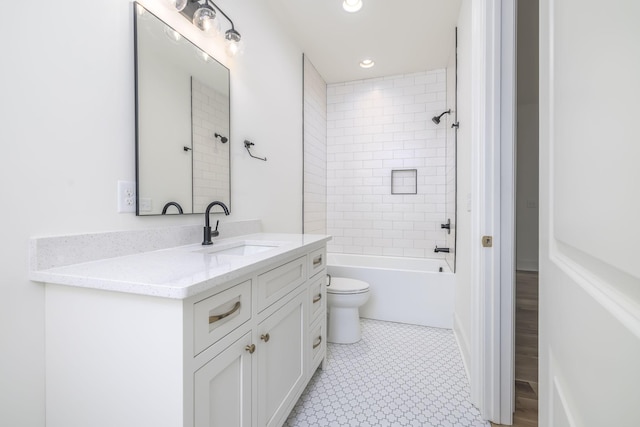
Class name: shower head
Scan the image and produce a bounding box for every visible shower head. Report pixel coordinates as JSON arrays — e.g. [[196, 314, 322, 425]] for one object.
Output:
[[214, 133, 228, 143], [432, 109, 451, 125]]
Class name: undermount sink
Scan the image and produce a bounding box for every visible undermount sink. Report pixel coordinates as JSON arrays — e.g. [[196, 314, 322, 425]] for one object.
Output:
[[194, 241, 282, 256]]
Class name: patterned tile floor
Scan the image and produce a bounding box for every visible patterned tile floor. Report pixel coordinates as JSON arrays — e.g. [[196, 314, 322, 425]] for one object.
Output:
[[285, 319, 489, 427]]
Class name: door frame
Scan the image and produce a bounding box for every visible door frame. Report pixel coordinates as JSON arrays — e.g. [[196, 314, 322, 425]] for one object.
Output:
[[468, 0, 516, 424]]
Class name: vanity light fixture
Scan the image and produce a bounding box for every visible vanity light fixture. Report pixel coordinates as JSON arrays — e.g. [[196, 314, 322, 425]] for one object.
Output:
[[168, 0, 188, 12], [192, 3, 218, 33], [359, 58, 375, 68], [343, 0, 363, 13], [169, 0, 243, 56]]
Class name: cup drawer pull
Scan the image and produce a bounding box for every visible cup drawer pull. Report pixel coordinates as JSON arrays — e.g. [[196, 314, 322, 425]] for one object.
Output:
[[312, 336, 322, 349], [312, 293, 322, 303], [209, 301, 241, 324], [313, 255, 323, 267]]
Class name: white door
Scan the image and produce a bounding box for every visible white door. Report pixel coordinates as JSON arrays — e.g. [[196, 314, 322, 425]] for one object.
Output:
[[539, 1, 640, 425]]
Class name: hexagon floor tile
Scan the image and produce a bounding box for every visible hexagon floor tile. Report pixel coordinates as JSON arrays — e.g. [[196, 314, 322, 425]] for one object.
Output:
[[285, 319, 489, 427]]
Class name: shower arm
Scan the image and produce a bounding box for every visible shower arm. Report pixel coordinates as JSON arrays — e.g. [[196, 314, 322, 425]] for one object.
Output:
[[436, 110, 450, 120]]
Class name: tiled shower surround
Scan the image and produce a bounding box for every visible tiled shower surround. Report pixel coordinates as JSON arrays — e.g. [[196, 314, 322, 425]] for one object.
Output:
[[327, 70, 452, 258], [303, 56, 328, 235]]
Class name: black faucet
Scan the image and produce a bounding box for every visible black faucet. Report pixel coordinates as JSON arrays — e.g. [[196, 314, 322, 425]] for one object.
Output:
[[434, 246, 450, 253], [161, 201, 183, 214], [202, 201, 230, 245]]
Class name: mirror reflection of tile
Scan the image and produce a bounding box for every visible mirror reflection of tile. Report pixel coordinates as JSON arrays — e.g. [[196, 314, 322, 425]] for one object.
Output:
[[192, 77, 230, 212]]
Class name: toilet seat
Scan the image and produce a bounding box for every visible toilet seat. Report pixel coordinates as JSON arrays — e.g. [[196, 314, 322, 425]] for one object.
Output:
[[327, 277, 370, 295]]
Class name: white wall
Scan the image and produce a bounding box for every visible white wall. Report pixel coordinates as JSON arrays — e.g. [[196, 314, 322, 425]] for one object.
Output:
[[303, 56, 328, 234], [326, 70, 450, 258], [453, 0, 473, 373], [0, 0, 303, 425]]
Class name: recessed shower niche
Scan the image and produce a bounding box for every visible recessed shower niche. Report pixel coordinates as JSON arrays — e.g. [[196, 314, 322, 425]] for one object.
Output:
[[134, 4, 230, 215]]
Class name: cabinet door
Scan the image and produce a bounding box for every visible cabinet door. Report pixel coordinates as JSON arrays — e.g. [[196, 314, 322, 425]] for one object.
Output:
[[194, 332, 252, 427], [257, 291, 306, 427]]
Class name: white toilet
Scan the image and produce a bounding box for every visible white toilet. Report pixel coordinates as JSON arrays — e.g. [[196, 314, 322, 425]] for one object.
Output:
[[326, 277, 370, 344]]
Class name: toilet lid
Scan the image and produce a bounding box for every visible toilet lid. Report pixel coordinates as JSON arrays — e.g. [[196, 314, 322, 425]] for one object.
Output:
[[327, 277, 370, 294]]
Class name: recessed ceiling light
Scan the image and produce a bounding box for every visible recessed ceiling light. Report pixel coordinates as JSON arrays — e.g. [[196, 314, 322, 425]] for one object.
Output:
[[343, 0, 363, 13], [359, 58, 375, 69]]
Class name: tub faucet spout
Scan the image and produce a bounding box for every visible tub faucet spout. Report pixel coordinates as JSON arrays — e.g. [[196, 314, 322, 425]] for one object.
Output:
[[202, 201, 230, 245], [434, 246, 450, 253]]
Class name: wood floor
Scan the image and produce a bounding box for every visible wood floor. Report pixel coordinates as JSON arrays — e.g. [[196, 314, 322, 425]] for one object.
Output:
[[492, 270, 538, 427]]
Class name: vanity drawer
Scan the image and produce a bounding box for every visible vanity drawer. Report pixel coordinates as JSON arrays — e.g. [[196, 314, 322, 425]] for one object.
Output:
[[257, 256, 306, 312], [309, 275, 326, 324], [308, 248, 326, 278], [309, 317, 325, 375], [194, 280, 252, 356]]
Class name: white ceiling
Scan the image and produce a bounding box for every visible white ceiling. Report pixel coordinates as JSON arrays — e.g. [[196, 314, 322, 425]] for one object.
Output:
[[266, 0, 462, 84]]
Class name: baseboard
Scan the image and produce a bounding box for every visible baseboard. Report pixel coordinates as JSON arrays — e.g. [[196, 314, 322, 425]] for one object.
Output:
[[453, 312, 471, 382]]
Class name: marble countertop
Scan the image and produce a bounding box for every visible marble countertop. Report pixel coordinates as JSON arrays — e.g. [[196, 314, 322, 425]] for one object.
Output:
[[29, 233, 331, 299]]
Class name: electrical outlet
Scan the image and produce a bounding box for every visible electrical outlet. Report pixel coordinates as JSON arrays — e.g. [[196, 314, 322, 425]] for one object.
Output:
[[117, 181, 136, 213]]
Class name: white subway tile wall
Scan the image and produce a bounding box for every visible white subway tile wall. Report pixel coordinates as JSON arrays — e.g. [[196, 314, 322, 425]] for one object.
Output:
[[303, 57, 328, 234], [192, 77, 230, 213], [327, 70, 451, 258]]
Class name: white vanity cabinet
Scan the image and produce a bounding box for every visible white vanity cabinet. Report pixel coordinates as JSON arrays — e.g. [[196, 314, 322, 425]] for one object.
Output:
[[42, 238, 328, 427]]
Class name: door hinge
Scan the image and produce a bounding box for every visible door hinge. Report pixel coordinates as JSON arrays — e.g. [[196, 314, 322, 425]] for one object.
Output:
[[482, 236, 493, 248]]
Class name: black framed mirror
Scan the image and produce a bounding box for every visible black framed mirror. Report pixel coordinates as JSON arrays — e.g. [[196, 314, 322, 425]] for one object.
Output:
[[134, 3, 230, 215]]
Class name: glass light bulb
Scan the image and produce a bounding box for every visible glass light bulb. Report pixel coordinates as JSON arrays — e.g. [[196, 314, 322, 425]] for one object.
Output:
[[343, 0, 363, 13], [193, 6, 216, 32], [226, 41, 240, 56], [225, 29, 243, 57], [168, 0, 188, 12]]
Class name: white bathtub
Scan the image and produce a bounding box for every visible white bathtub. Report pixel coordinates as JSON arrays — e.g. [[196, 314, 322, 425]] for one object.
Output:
[[327, 253, 454, 329]]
